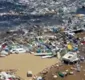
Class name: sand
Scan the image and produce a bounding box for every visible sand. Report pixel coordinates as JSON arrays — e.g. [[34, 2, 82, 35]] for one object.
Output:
[[0, 54, 58, 80], [41, 63, 85, 80]]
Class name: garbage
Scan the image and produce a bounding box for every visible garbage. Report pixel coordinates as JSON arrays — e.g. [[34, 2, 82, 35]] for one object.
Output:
[[53, 75, 58, 79], [36, 76, 43, 80], [65, 70, 69, 72], [0, 1, 85, 80], [56, 65, 59, 67], [41, 55, 53, 58], [36, 49, 41, 53], [52, 28, 58, 33], [10, 47, 26, 54], [0, 24, 82, 60], [67, 43, 73, 50], [62, 52, 79, 63], [0, 50, 9, 57], [58, 72, 65, 77], [80, 56, 85, 61], [27, 71, 33, 77], [73, 47, 78, 51], [57, 52, 61, 59], [76, 63, 81, 72], [32, 75, 37, 80], [69, 71, 74, 75], [62, 72, 68, 76], [0, 70, 21, 80], [81, 41, 85, 45]]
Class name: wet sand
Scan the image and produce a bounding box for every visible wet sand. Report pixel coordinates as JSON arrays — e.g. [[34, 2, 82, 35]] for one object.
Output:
[[41, 63, 85, 80], [0, 54, 58, 80]]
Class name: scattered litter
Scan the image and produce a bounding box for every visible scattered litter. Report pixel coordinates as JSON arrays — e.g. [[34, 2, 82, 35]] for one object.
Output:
[[0, 19, 84, 80], [62, 72, 68, 76], [58, 72, 65, 77], [76, 63, 81, 72], [66, 70, 69, 72], [53, 75, 58, 79], [0, 70, 22, 80], [69, 71, 74, 75]]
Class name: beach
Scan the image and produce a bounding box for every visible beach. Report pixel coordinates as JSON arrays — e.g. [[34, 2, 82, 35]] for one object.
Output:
[[0, 54, 58, 80], [39, 63, 85, 80]]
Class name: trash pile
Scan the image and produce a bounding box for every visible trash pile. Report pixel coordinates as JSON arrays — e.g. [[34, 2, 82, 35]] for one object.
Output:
[[17, 0, 85, 15], [29, 32, 85, 80], [0, 25, 84, 61], [0, 69, 23, 80]]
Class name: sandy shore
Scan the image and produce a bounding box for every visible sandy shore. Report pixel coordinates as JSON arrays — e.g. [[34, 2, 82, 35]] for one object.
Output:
[[0, 54, 58, 80]]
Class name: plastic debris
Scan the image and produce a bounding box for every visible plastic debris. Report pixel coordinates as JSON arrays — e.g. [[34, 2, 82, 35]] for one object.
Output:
[[76, 63, 81, 72], [0, 70, 21, 80], [69, 72, 74, 75], [27, 71, 33, 77], [36, 76, 43, 80], [58, 72, 65, 77], [67, 44, 73, 50], [53, 75, 58, 79]]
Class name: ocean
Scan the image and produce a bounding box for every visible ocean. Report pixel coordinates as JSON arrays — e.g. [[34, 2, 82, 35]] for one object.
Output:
[[0, 1, 85, 31], [0, 1, 63, 31]]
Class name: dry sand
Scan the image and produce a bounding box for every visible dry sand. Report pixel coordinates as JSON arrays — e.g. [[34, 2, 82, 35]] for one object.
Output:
[[0, 54, 58, 80]]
